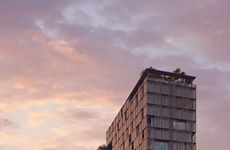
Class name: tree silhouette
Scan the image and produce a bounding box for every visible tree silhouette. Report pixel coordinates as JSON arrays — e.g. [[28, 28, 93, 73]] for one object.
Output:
[[97, 144, 112, 150], [173, 68, 181, 74]]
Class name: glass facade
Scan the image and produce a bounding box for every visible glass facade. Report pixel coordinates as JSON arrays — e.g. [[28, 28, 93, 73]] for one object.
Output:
[[147, 80, 196, 150], [173, 121, 186, 130]]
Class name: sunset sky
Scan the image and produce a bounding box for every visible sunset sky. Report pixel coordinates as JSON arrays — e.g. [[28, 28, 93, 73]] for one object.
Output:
[[0, 0, 230, 150]]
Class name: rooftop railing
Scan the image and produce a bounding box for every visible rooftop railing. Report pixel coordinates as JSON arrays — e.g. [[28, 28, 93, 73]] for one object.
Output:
[[148, 77, 196, 88]]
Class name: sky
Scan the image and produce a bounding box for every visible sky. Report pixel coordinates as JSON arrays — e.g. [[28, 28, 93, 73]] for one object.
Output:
[[0, 0, 230, 150]]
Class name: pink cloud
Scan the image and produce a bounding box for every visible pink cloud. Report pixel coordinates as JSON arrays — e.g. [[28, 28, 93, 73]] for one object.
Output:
[[0, 0, 230, 149]]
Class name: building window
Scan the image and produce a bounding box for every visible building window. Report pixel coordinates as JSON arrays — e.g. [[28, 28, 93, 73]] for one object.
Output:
[[192, 134, 196, 143], [140, 86, 144, 99], [150, 140, 169, 150], [122, 142, 125, 150], [117, 122, 120, 131], [135, 95, 138, 107], [150, 129, 170, 140], [142, 130, 144, 140], [125, 110, 128, 120], [147, 81, 154, 92], [172, 131, 192, 142], [172, 109, 195, 121], [129, 134, 132, 143], [126, 128, 129, 137], [141, 108, 144, 119], [147, 117, 152, 126], [147, 93, 154, 104], [152, 117, 170, 129], [173, 142, 194, 150], [173, 120, 186, 130], [136, 124, 140, 136], [161, 95, 170, 106], [131, 142, 134, 150], [154, 82, 161, 93], [155, 141, 169, 150], [161, 84, 170, 95], [154, 94, 162, 105], [130, 122, 133, 131], [114, 134, 117, 143]]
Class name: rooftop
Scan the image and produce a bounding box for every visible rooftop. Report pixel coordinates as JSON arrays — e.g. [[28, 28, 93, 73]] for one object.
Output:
[[128, 67, 196, 100]]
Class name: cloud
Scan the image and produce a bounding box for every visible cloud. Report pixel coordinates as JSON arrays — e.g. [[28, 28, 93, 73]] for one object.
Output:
[[0, 118, 19, 131], [0, 0, 230, 150]]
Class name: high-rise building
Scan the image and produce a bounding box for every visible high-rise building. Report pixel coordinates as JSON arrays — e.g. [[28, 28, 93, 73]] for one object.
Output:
[[106, 68, 196, 150]]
